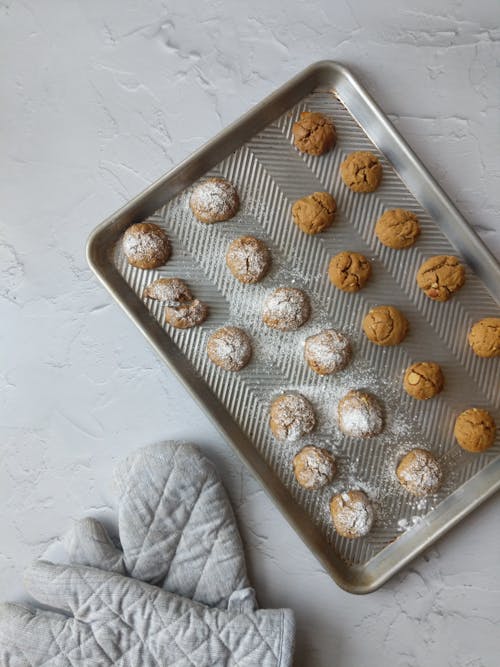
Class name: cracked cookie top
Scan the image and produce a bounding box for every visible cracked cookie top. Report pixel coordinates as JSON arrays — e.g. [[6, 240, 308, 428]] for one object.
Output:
[[123, 222, 171, 269], [403, 361, 444, 400], [468, 317, 500, 358], [262, 287, 310, 331], [454, 408, 496, 452], [269, 393, 316, 442], [416, 255, 465, 301], [328, 251, 372, 293], [225, 236, 271, 284], [340, 151, 382, 193], [292, 111, 336, 156], [375, 208, 420, 249], [337, 389, 384, 438], [190, 177, 240, 223], [207, 326, 252, 372], [396, 448, 443, 496], [304, 329, 352, 375], [143, 277, 192, 305], [362, 305, 409, 346], [292, 191, 336, 235], [165, 299, 208, 329], [143, 276, 208, 329], [330, 490, 374, 539], [293, 446, 337, 491]]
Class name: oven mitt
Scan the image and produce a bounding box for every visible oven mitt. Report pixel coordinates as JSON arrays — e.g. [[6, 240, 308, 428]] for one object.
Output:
[[0, 443, 295, 666], [63, 442, 252, 610]]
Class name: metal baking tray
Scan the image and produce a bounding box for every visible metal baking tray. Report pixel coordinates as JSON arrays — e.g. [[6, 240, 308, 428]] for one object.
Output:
[[87, 61, 500, 594]]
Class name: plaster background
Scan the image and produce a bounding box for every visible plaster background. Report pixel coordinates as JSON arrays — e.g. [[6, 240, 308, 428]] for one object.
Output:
[[1, 1, 499, 664]]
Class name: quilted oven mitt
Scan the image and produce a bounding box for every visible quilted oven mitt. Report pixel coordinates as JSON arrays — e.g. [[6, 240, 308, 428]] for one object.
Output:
[[0, 442, 295, 666]]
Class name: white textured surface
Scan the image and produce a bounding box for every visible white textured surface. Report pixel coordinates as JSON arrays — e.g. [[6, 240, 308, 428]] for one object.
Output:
[[1, 1, 500, 665]]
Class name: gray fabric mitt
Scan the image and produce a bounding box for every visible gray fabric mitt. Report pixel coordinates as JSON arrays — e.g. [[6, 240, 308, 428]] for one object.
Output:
[[0, 442, 295, 666], [64, 442, 251, 609]]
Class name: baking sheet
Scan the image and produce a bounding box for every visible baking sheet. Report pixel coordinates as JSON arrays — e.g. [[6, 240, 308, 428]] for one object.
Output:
[[88, 62, 500, 593]]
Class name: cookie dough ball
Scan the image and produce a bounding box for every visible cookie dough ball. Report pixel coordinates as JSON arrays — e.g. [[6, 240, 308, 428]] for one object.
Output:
[[269, 393, 316, 442], [328, 251, 372, 293], [403, 362, 444, 400], [396, 449, 443, 496], [189, 177, 239, 223], [454, 408, 496, 452], [293, 446, 337, 490], [225, 236, 271, 284], [165, 299, 208, 329], [304, 329, 351, 375], [292, 111, 336, 156], [375, 209, 420, 249], [292, 192, 336, 235], [340, 151, 382, 193], [416, 255, 465, 301], [337, 390, 384, 438], [262, 287, 310, 331], [144, 277, 192, 304], [330, 490, 374, 539], [122, 222, 171, 269], [362, 305, 408, 346], [207, 326, 252, 372], [468, 318, 500, 358]]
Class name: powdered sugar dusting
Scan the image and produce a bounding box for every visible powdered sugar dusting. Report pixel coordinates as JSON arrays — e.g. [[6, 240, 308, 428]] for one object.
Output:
[[304, 329, 351, 374], [262, 287, 310, 331], [190, 177, 239, 223], [270, 393, 316, 441], [226, 236, 271, 283], [207, 326, 252, 371], [397, 448, 443, 496], [144, 277, 192, 305], [331, 490, 374, 538], [397, 515, 423, 531], [122, 223, 170, 267], [293, 446, 336, 490], [165, 299, 208, 329], [338, 390, 384, 438]]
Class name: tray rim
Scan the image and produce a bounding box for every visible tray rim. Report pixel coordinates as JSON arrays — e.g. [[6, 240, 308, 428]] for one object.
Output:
[[87, 60, 500, 594]]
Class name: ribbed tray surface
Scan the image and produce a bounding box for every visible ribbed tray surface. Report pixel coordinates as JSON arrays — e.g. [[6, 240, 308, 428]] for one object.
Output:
[[113, 89, 500, 566]]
